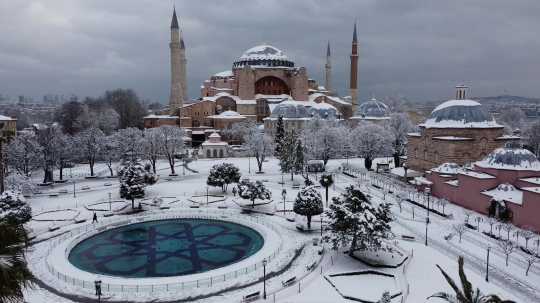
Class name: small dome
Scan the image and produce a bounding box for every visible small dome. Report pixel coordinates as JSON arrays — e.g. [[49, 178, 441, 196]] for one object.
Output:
[[425, 99, 496, 127], [477, 142, 540, 170], [219, 110, 242, 117], [307, 102, 342, 119], [209, 132, 221, 138], [233, 45, 294, 68], [432, 162, 460, 174], [270, 100, 309, 118], [353, 97, 390, 118]]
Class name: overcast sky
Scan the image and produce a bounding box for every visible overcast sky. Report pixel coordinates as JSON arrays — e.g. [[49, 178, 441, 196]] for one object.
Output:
[[1, 0, 540, 104]]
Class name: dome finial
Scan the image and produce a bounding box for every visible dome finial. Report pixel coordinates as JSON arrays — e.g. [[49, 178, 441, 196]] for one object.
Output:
[[262, 36, 266, 45], [372, 94, 376, 102]]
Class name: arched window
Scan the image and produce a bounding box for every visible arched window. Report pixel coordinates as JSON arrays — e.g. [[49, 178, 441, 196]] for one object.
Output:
[[415, 149, 418, 159], [424, 151, 428, 160], [481, 139, 486, 149], [435, 152, 440, 163], [213, 149, 217, 158], [424, 136, 428, 147], [464, 154, 469, 164], [256, 99, 270, 117], [192, 120, 200, 127], [219, 149, 224, 157], [206, 150, 211, 158]]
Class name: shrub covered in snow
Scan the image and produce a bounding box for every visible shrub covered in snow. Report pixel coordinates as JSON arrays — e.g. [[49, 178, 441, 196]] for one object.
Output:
[[0, 190, 32, 224], [293, 186, 323, 229], [206, 163, 241, 193], [118, 160, 158, 208], [238, 180, 271, 207]]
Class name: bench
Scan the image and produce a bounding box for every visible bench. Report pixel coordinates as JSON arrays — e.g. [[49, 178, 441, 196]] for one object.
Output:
[[49, 194, 59, 198], [82, 186, 90, 190], [189, 205, 200, 208], [242, 291, 260, 303], [59, 189, 68, 194], [444, 232, 454, 241], [33, 191, 43, 195], [242, 207, 252, 212], [306, 261, 317, 271], [48, 225, 60, 232], [103, 212, 114, 217], [160, 206, 170, 209], [23, 195, 31, 198], [74, 218, 86, 224], [286, 216, 295, 222], [165, 178, 173, 181], [292, 182, 300, 189], [218, 205, 228, 209], [282, 276, 296, 287], [313, 185, 322, 189], [402, 235, 415, 242], [265, 210, 275, 216], [295, 223, 304, 231], [262, 179, 268, 182], [318, 247, 324, 255], [104, 183, 112, 186]]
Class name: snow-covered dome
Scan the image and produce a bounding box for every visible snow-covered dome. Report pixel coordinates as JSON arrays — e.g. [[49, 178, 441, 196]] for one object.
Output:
[[352, 97, 390, 119], [270, 99, 309, 119], [209, 132, 221, 138], [233, 45, 294, 68], [219, 111, 242, 117], [213, 70, 233, 78], [476, 141, 540, 170], [424, 99, 498, 128], [432, 162, 460, 174], [307, 102, 342, 119]]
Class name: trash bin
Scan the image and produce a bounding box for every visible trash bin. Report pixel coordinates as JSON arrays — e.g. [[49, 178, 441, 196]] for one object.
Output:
[[313, 238, 318, 246]]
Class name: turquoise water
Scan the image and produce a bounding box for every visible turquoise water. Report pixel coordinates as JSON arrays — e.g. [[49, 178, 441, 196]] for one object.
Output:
[[68, 218, 264, 278]]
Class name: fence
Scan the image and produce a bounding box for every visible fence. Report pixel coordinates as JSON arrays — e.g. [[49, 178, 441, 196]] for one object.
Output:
[[45, 209, 283, 292]]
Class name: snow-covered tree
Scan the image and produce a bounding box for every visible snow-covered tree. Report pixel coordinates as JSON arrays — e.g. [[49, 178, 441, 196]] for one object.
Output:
[[142, 127, 162, 174], [319, 174, 333, 207], [293, 186, 323, 229], [526, 121, 540, 157], [3, 173, 36, 195], [499, 107, 526, 134], [206, 163, 241, 193], [0, 122, 15, 193], [158, 125, 186, 175], [3, 133, 41, 177], [453, 224, 468, 243], [77, 106, 119, 135], [350, 122, 394, 170], [99, 134, 120, 177], [485, 217, 498, 235], [76, 126, 104, 177], [439, 197, 450, 214], [118, 160, 158, 209], [525, 253, 539, 276], [116, 127, 143, 162], [497, 239, 518, 266], [0, 191, 31, 224], [378, 290, 391, 303], [244, 131, 274, 173], [237, 180, 271, 207], [521, 226, 536, 249], [502, 223, 515, 239], [279, 129, 304, 180], [385, 112, 415, 167], [55, 133, 74, 180], [275, 114, 285, 154], [35, 124, 63, 183], [301, 117, 348, 165], [383, 94, 413, 114], [324, 185, 394, 256]]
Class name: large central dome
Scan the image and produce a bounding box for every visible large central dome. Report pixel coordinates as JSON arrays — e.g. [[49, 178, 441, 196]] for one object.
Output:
[[424, 99, 498, 128], [233, 45, 294, 68]]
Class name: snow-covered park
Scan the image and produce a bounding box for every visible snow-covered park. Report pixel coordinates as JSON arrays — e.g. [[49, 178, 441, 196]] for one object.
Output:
[[4, 153, 538, 303]]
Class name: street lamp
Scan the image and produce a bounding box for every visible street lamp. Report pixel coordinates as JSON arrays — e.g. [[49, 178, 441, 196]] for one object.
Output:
[[183, 156, 185, 176], [108, 193, 111, 211], [73, 179, 76, 198], [424, 187, 431, 218], [248, 152, 251, 174], [262, 258, 267, 299], [320, 215, 323, 238], [94, 276, 102, 303], [206, 186, 209, 206], [485, 245, 491, 282], [475, 216, 482, 232], [282, 189, 287, 214], [425, 217, 430, 246]]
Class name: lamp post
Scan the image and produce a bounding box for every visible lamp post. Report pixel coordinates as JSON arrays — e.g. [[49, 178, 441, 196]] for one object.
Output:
[[183, 156, 185, 176], [206, 186, 209, 206], [262, 258, 267, 299], [73, 179, 76, 198], [485, 245, 491, 282], [248, 152, 251, 174], [425, 217, 430, 246], [475, 216, 482, 232], [94, 276, 102, 303], [282, 189, 287, 214], [320, 215, 323, 238], [108, 193, 111, 211], [424, 187, 430, 218]]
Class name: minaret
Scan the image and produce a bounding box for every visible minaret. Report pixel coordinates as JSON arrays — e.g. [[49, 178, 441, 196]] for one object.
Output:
[[180, 30, 187, 103], [350, 20, 359, 112], [325, 39, 331, 92], [169, 7, 184, 115]]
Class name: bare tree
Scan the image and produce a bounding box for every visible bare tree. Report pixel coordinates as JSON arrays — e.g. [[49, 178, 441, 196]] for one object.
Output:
[[524, 253, 540, 276], [385, 112, 415, 166], [105, 88, 147, 129], [497, 239, 518, 266], [54, 101, 87, 135], [116, 127, 143, 162], [502, 223, 515, 240], [499, 107, 526, 133], [462, 209, 474, 224], [439, 197, 450, 214], [75, 127, 104, 177], [496, 221, 505, 238], [383, 94, 414, 113], [453, 224, 468, 243], [158, 125, 186, 175], [526, 121, 540, 157], [142, 128, 162, 174], [521, 226, 536, 249], [395, 194, 403, 212], [485, 217, 498, 235]]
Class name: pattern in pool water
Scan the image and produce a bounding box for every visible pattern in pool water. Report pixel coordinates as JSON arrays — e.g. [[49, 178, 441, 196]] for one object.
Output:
[[68, 218, 264, 278]]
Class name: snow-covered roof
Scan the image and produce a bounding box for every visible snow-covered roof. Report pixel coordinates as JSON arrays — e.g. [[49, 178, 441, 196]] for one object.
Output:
[[209, 132, 221, 138], [494, 135, 521, 140], [481, 183, 523, 205], [390, 167, 422, 178], [201, 141, 228, 146], [432, 136, 475, 141], [239, 45, 288, 61], [423, 99, 501, 129], [475, 142, 540, 171], [270, 99, 310, 119], [207, 111, 246, 119], [213, 70, 234, 78], [352, 97, 390, 119], [519, 177, 540, 186], [431, 162, 460, 174], [522, 187, 540, 195], [459, 171, 497, 179], [307, 101, 342, 119], [445, 180, 459, 187], [413, 177, 433, 185], [0, 115, 15, 120], [407, 132, 421, 137]]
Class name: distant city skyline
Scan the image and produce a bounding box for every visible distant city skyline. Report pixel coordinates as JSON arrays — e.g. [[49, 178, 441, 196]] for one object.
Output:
[[1, 1, 539, 104]]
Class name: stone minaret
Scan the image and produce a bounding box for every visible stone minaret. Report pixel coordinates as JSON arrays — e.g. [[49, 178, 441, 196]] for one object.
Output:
[[325, 39, 331, 92], [350, 20, 359, 111], [180, 30, 187, 103], [169, 7, 184, 115]]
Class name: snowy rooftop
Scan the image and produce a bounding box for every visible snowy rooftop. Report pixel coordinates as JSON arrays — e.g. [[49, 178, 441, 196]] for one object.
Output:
[[432, 136, 475, 141], [352, 97, 390, 119], [207, 111, 246, 119], [459, 171, 497, 179], [213, 70, 234, 78], [307, 101, 342, 119], [481, 183, 523, 205], [423, 99, 501, 129], [475, 143, 540, 171], [239, 45, 289, 61], [519, 177, 540, 186], [0, 115, 15, 120], [445, 179, 459, 186], [269, 99, 310, 119], [413, 176, 433, 185], [431, 162, 461, 174], [389, 167, 422, 178]]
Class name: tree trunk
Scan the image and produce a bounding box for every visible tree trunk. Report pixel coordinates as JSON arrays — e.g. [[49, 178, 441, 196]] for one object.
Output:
[[307, 215, 312, 229], [364, 157, 373, 170], [59, 166, 64, 181], [109, 164, 114, 177], [90, 161, 95, 176], [169, 157, 175, 175], [349, 231, 358, 256], [0, 143, 4, 193], [506, 255, 509, 266], [325, 186, 329, 208], [526, 264, 531, 276], [132, 197, 135, 209], [291, 172, 293, 181], [152, 158, 156, 174], [393, 153, 400, 167], [252, 197, 255, 208]]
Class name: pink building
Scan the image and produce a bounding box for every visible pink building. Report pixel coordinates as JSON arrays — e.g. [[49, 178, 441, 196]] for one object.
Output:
[[424, 142, 540, 231]]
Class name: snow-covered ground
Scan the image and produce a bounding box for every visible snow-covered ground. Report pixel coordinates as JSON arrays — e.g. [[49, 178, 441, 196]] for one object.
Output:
[[20, 156, 539, 302]]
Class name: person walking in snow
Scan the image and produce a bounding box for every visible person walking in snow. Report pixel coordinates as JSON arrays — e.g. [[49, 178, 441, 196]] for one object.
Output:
[[92, 212, 98, 223]]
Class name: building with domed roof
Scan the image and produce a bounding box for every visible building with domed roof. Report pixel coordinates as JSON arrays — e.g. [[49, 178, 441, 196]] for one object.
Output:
[[307, 101, 342, 119], [406, 84, 517, 173], [349, 96, 390, 126], [423, 141, 540, 230], [263, 97, 312, 137]]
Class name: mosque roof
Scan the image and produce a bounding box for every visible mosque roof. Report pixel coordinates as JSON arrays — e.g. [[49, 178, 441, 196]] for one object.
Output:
[[214, 70, 234, 78], [171, 8, 179, 29], [475, 141, 540, 171], [307, 102, 342, 119], [239, 45, 289, 61], [269, 98, 310, 119], [423, 99, 500, 128], [351, 97, 390, 119], [431, 162, 461, 174]]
